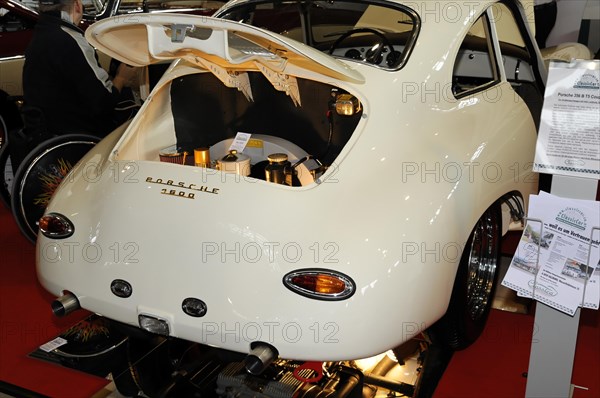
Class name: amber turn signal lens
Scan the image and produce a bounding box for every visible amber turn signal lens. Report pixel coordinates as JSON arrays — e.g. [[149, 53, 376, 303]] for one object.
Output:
[[39, 213, 74, 239], [291, 274, 346, 294], [284, 269, 355, 300]]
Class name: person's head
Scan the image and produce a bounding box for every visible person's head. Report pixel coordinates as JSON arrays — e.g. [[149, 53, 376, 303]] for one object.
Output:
[[39, 0, 83, 25]]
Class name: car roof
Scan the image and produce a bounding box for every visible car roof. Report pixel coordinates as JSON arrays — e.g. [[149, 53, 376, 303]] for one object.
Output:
[[0, 0, 39, 19]]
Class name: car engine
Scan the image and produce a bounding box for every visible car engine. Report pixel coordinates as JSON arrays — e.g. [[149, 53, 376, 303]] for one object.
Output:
[[95, 320, 427, 398]]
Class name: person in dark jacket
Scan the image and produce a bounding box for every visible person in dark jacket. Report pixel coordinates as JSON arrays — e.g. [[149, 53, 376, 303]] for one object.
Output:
[[22, 0, 138, 138]]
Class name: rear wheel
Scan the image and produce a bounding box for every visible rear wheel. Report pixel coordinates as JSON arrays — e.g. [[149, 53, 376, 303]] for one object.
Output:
[[0, 92, 23, 150], [10, 134, 99, 242], [437, 204, 501, 349], [0, 142, 14, 209], [0, 114, 7, 149]]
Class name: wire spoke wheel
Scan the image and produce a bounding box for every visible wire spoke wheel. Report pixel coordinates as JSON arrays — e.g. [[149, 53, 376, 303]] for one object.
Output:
[[466, 209, 500, 321], [11, 134, 99, 243], [0, 143, 14, 209], [435, 204, 501, 350], [0, 114, 7, 150]]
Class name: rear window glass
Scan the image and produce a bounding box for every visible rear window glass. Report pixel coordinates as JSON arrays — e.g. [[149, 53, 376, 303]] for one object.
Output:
[[218, 0, 419, 70]]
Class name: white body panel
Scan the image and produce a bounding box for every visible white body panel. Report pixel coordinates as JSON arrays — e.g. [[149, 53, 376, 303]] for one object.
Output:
[[37, 0, 541, 361]]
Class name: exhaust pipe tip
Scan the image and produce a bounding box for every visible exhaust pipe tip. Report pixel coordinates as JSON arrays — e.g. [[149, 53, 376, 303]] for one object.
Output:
[[244, 342, 279, 375], [51, 292, 80, 317]]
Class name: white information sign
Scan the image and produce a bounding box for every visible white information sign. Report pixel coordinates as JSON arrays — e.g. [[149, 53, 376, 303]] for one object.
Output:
[[229, 132, 252, 153], [502, 192, 600, 316], [533, 60, 600, 180], [39, 337, 68, 353]]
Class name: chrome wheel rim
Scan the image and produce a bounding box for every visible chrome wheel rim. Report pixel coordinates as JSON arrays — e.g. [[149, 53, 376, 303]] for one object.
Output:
[[466, 209, 499, 321]]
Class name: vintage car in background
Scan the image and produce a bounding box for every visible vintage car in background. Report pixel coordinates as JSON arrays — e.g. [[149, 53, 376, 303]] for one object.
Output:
[[30, 0, 579, 396], [0, 0, 226, 225], [0, 0, 226, 144]]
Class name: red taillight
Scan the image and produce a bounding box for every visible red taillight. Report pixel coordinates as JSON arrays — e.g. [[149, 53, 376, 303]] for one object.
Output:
[[38, 213, 74, 239], [284, 269, 355, 300]]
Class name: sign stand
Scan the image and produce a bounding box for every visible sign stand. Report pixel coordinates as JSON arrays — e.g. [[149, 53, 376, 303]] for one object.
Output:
[[523, 56, 599, 397], [525, 175, 598, 398]]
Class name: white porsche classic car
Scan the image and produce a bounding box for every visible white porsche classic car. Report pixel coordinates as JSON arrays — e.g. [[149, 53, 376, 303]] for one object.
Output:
[[35, 0, 546, 395]]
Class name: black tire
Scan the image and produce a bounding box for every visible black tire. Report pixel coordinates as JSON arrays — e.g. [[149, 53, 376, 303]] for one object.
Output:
[[10, 134, 99, 243], [0, 113, 7, 149], [0, 142, 14, 209], [0, 92, 23, 150], [436, 204, 502, 350]]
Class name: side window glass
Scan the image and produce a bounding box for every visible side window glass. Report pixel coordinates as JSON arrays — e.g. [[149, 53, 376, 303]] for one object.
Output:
[[452, 12, 499, 97], [0, 8, 8, 29], [492, 3, 543, 127], [493, 4, 536, 82], [0, 7, 32, 32]]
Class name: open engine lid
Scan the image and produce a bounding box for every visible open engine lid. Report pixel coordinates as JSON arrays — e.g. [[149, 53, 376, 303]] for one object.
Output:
[[86, 13, 364, 84]]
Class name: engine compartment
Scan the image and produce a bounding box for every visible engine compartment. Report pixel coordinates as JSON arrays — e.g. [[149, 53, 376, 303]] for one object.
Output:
[[117, 69, 363, 187]]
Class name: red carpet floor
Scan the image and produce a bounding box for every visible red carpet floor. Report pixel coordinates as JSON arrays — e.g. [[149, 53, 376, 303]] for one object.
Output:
[[434, 307, 599, 397], [0, 206, 108, 397], [0, 203, 598, 397]]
